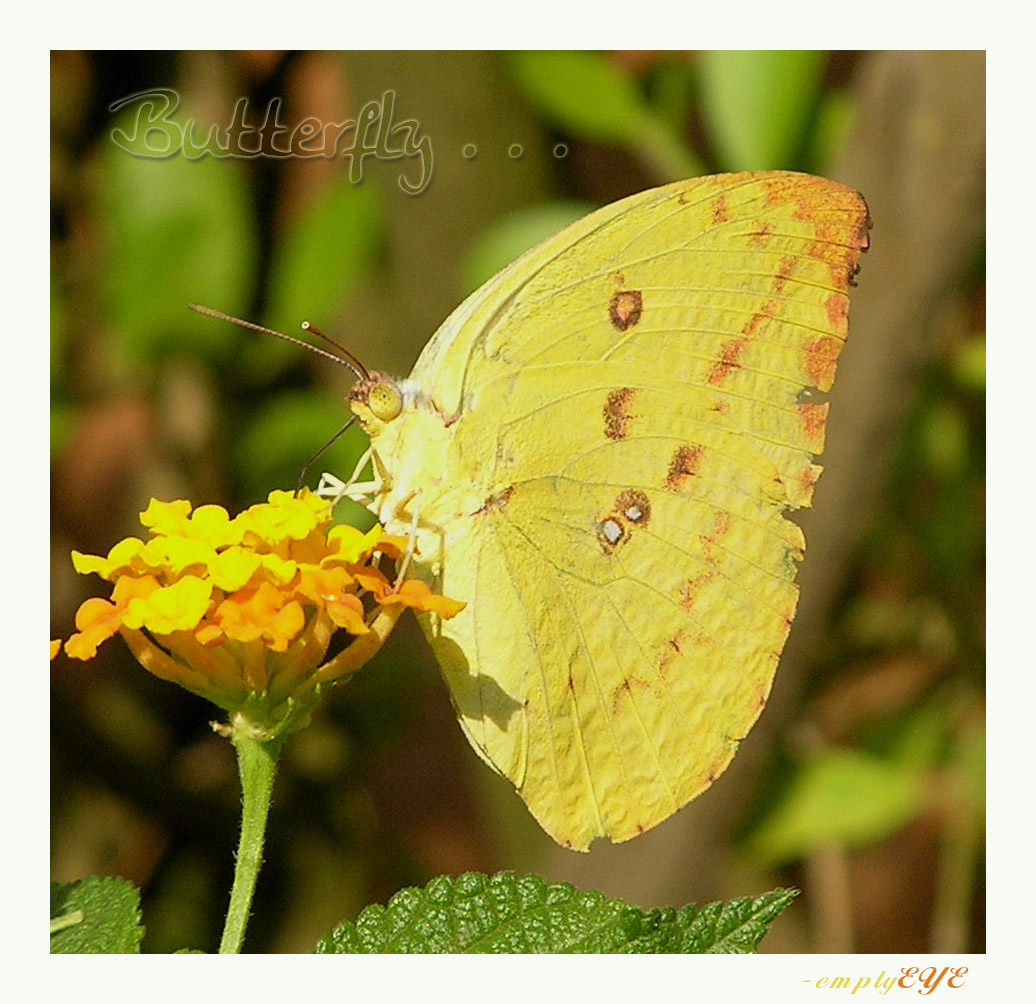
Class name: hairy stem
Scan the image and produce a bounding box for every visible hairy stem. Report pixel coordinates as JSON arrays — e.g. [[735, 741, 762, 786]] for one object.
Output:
[[219, 724, 284, 954]]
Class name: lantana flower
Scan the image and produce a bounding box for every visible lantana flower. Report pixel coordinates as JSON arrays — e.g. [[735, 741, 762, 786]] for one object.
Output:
[[56, 489, 464, 738]]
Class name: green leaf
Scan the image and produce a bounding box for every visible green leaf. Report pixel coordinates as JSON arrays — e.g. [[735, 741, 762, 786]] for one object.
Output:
[[314, 871, 795, 953], [509, 51, 651, 145], [509, 51, 701, 180], [698, 50, 828, 170], [805, 89, 857, 171], [746, 748, 927, 865], [668, 887, 800, 954], [645, 58, 696, 136], [50, 876, 145, 954], [261, 176, 382, 372], [101, 105, 257, 365], [459, 201, 594, 296]]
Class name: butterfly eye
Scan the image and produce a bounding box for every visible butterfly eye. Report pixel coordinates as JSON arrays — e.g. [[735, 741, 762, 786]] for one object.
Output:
[[368, 380, 404, 421]]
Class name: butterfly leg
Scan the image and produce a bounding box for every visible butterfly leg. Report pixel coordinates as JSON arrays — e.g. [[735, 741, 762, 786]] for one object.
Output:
[[316, 446, 392, 508], [384, 489, 449, 596], [393, 491, 421, 588]]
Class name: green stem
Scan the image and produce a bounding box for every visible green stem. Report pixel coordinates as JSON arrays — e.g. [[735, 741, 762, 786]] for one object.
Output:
[[219, 725, 285, 954]]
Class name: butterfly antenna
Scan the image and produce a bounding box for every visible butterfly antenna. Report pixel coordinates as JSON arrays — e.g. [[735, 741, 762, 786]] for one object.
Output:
[[188, 303, 368, 381], [299, 321, 369, 381], [296, 416, 358, 494]]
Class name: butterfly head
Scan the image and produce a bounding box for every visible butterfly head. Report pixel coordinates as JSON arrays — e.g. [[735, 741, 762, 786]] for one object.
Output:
[[348, 372, 408, 437]]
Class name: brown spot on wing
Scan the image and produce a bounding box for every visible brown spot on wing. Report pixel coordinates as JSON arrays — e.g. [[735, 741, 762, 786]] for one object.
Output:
[[609, 289, 643, 331], [708, 300, 774, 385], [611, 675, 650, 711], [603, 387, 636, 440], [798, 463, 820, 500], [801, 335, 842, 391], [472, 485, 514, 516], [806, 216, 870, 287], [773, 254, 797, 294], [701, 510, 733, 565], [798, 402, 828, 452], [707, 337, 745, 385], [596, 486, 650, 551], [760, 173, 797, 206], [678, 570, 714, 611], [657, 631, 691, 678], [825, 292, 850, 335], [808, 232, 861, 287], [615, 489, 651, 526], [760, 174, 871, 287], [596, 516, 625, 553], [744, 298, 777, 337], [712, 194, 728, 224], [596, 489, 651, 553], [749, 221, 773, 248], [666, 444, 703, 491]]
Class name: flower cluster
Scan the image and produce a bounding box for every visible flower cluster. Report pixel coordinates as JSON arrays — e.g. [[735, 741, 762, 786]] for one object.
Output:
[[56, 490, 463, 734]]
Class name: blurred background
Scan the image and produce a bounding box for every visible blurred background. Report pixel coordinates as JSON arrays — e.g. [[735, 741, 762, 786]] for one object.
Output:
[[50, 51, 985, 953]]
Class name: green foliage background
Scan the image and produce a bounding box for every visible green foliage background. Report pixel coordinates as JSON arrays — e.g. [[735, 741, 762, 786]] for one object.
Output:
[[50, 51, 984, 953]]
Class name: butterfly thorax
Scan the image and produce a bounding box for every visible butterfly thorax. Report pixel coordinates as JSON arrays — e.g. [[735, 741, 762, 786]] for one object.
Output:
[[349, 372, 481, 579]]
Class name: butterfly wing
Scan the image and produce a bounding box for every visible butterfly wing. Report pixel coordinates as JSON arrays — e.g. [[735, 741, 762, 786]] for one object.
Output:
[[376, 172, 869, 851]]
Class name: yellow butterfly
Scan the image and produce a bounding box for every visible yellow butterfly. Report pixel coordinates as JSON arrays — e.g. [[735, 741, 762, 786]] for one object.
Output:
[[344, 172, 869, 851]]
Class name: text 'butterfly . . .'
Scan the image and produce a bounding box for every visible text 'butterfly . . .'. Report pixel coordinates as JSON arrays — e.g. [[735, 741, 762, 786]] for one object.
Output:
[[326, 172, 867, 851]]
